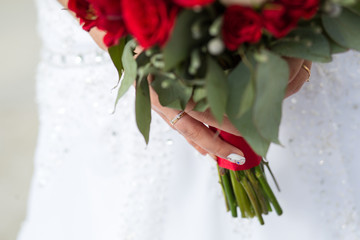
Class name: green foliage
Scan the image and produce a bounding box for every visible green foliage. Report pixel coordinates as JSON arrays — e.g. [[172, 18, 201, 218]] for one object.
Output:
[[163, 10, 198, 71], [205, 57, 228, 123], [226, 61, 271, 156], [193, 99, 209, 112], [226, 61, 254, 120], [322, 7, 360, 51], [252, 50, 289, 144], [229, 109, 271, 157], [270, 28, 332, 62], [226, 50, 289, 156], [328, 36, 349, 54], [151, 74, 193, 110], [135, 78, 152, 144], [107, 3, 360, 157], [114, 40, 137, 107], [192, 87, 207, 103], [108, 37, 126, 78]]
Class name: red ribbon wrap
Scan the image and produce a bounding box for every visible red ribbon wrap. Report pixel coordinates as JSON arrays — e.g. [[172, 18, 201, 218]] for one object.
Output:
[[212, 128, 262, 171]]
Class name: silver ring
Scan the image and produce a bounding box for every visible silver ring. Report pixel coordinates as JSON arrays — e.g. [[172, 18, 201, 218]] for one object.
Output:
[[170, 111, 186, 126]]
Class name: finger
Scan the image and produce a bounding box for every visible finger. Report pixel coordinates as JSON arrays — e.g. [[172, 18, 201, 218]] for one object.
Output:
[[173, 113, 245, 161], [285, 60, 312, 98], [183, 100, 241, 136], [152, 100, 208, 156], [283, 57, 305, 83], [185, 138, 208, 156]]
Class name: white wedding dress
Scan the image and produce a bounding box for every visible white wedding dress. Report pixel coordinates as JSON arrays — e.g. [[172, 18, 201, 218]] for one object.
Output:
[[17, 0, 360, 239]]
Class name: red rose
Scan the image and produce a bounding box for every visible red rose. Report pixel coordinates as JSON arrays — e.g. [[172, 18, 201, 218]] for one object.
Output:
[[121, 0, 178, 49], [262, 3, 298, 38], [278, 0, 320, 19], [68, 0, 97, 31], [90, 0, 127, 47], [172, 0, 215, 7], [222, 6, 263, 50]]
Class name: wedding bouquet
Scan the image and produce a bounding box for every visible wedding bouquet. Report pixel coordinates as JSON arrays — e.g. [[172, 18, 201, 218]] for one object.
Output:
[[68, 0, 360, 224]]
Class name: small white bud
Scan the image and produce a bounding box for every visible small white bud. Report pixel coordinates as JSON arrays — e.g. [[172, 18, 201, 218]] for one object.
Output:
[[161, 80, 170, 89], [208, 38, 225, 55]]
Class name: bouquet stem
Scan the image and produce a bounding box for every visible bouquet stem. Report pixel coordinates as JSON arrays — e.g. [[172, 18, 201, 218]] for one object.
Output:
[[217, 160, 282, 225], [219, 168, 238, 217], [254, 165, 283, 215]]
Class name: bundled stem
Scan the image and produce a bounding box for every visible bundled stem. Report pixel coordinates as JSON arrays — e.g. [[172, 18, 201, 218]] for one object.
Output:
[[217, 161, 282, 225]]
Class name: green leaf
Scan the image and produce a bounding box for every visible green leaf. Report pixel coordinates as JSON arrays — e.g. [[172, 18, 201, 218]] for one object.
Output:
[[115, 40, 137, 107], [228, 109, 271, 157], [108, 38, 126, 78], [322, 8, 360, 51], [192, 87, 207, 103], [226, 61, 254, 120], [193, 99, 209, 112], [163, 10, 198, 71], [270, 28, 331, 62], [205, 57, 228, 123], [135, 78, 152, 144], [253, 50, 289, 144], [352, 2, 360, 15], [226, 59, 271, 157], [328, 36, 349, 54], [151, 75, 193, 110]]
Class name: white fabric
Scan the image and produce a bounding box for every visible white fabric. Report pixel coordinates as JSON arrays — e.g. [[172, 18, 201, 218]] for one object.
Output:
[[17, 0, 360, 239]]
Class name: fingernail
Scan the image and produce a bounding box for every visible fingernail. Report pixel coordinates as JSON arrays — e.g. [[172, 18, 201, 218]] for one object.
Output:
[[226, 153, 246, 165]]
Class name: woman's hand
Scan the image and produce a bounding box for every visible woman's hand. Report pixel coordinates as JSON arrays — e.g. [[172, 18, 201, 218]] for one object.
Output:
[[146, 56, 312, 157], [148, 76, 246, 159]]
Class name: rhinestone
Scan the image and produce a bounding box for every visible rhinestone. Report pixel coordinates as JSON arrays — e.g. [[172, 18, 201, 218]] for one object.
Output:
[[75, 55, 83, 64], [166, 139, 173, 145], [236, 158, 246, 165]]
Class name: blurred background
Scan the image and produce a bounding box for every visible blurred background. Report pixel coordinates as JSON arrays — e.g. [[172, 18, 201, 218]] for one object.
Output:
[[0, 0, 39, 239]]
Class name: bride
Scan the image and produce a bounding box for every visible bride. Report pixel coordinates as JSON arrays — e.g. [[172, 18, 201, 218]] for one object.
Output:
[[17, 0, 360, 239]]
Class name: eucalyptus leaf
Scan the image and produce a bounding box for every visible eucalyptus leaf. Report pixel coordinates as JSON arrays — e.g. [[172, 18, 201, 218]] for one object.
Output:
[[226, 59, 272, 156], [205, 57, 228, 123], [108, 37, 126, 78], [228, 109, 271, 157], [271, 28, 331, 62], [115, 40, 137, 107], [193, 99, 209, 112], [163, 10, 198, 71], [322, 8, 360, 51], [328, 36, 349, 54], [151, 75, 193, 110], [253, 50, 289, 144], [193, 87, 207, 103], [135, 78, 152, 144], [226, 62, 254, 120]]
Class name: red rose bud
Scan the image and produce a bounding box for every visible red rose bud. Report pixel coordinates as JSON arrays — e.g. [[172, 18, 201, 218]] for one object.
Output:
[[277, 0, 320, 20], [68, 0, 97, 31], [121, 0, 178, 49], [222, 6, 263, 51], [172, 0, 215, 7], [262, 3, 299, 38], [90, 0, 127, 47]]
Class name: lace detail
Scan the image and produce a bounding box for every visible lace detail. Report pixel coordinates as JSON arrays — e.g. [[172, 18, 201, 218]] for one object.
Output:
[[281, 51, 360, 240], [18, 0, 360, 239], [25, 0, 175, 239], [20, 1, 251, 240]]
